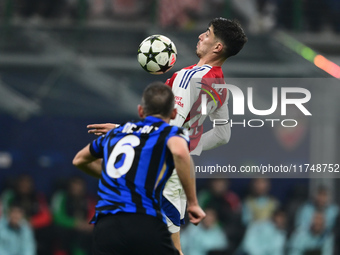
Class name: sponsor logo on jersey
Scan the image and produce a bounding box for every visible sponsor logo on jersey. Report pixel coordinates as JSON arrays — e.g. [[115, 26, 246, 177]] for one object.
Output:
[[175, 96, 184, 107]]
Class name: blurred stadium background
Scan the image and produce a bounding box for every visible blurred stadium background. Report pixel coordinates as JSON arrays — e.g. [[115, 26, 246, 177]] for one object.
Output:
[[0, 0, 340, 255]]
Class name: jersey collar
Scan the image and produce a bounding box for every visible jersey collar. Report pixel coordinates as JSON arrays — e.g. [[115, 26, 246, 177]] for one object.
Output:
[[144, 115, 166, 123], [195, 64, 215, 69]]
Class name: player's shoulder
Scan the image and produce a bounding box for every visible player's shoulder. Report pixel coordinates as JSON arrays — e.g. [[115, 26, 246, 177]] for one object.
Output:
[[183, 64, 197, 70], [166, 125, 190, 143], [204, 65, 224, 78], [172, 65, 214, 89], [178, 64, 212, 74], [109, 120, 142, 136], [177, 64, 221, 73], [183, 64, 220, 78]]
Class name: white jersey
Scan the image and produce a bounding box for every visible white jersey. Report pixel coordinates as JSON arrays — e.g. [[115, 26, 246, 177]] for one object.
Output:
[[162, 64, 231, 233], [166, 64, 230, 155]]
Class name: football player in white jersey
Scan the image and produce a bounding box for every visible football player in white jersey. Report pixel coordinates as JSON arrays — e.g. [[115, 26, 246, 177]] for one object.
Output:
[[88, 18, 247, 255]]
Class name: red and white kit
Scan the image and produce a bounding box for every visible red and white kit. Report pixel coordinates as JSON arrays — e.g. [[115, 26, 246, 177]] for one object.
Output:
[[163, 64, 231, 233]]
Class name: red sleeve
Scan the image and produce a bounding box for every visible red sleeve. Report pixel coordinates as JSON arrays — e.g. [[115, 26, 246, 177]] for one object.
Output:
[[165, 73, 177, 89]]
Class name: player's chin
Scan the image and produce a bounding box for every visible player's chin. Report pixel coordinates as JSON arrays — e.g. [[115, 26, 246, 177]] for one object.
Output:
[[196, 50, 201, 58]]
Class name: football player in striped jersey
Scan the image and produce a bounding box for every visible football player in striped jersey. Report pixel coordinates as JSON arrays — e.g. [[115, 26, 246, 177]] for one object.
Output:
[[74, 82, 205, 255]]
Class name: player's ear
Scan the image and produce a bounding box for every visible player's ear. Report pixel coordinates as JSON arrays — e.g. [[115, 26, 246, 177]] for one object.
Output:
[[213, 42, 224, 54], [138, 105, 145, 118], [170, 108, 177, 120]]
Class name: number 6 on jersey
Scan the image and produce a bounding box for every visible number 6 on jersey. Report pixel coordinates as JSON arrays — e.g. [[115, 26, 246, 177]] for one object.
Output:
[[106, 135, 140, 178]]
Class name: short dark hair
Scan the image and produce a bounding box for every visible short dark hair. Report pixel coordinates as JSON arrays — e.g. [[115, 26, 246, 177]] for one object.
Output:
[[141, 82, 174, 118], [209, 18, 248, 59]]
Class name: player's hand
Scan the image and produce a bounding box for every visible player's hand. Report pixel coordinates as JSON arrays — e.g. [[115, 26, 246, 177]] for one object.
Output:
[[87, 123, 118, 136], [187, 204, 206, 225]]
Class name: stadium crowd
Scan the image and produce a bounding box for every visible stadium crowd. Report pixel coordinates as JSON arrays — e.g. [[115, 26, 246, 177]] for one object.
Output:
[[0, 175, 95, 255], [0, 0, 339, 33], [0, 175, 339, 255], [182, 178, 340, 255]]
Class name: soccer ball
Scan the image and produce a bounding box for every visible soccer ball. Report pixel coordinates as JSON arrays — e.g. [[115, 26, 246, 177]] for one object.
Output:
[[137, 35, 177, 75]]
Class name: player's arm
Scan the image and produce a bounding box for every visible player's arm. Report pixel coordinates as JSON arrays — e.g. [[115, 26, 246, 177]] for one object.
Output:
[[87, 123, 119, 136], [196, 97, 231, 154], [168, 71, 201, 127], [167, 136, 206, 225], [204, 99, 231, 149], [73, 144, 102, 178], [169, 112, 186, 127]]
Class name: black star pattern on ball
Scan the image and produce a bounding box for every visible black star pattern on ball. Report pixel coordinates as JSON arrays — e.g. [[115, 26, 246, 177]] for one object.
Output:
[[138, 36, 176, 74], [143, 47, 158, 65], [158, 63, 172, 73], [142, 64, 151, 73], [149, 35, 161, 44], [161, 42, 175, 58]]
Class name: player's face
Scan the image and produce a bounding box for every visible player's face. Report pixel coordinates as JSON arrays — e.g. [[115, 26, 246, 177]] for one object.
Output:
[[196, 26, 217, 58]]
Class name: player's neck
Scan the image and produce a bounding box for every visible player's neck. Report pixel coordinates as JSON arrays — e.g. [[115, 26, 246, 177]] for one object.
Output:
[[148, 114, 170, 123], [196, 57, 225, 67]]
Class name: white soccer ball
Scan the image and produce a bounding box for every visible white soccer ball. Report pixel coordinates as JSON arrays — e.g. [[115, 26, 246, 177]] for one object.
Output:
[[137, 35, 177, 75]]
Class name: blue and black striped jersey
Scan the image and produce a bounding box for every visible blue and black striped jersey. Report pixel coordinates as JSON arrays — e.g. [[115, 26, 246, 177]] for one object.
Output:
[[89, 116, 189, 224]]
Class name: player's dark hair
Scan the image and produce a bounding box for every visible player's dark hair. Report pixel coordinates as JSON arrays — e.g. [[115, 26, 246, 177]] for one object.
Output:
[[142, 82, 174, 118], [209, 17, 248, 59]]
